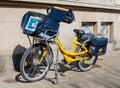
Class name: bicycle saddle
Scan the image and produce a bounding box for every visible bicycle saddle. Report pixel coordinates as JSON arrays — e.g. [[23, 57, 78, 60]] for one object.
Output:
[[73, 29, 85, 37]]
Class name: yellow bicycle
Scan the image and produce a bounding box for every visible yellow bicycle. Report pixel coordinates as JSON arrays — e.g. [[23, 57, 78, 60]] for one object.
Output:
[[20, 7, 108, 83]]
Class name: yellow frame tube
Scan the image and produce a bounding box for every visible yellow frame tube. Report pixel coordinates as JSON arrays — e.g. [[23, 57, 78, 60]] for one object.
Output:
[[55, 37, 89, 62], [38, 48, 47, 64], [55, 37, 88, 56]]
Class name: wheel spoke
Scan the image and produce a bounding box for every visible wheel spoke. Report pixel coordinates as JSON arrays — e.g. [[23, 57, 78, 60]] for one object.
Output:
[[20, 44, 53, 81], [25, 66, 33, 74]]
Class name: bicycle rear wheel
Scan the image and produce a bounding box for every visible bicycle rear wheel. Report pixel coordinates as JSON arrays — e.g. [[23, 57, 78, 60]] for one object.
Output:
[[20, 43, 53, 82], [75, 45, 98, 71]]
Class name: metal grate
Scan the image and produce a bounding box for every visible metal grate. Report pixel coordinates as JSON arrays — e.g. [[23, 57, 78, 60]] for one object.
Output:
[[82, 22, 97, 34], [101, 22, 113, 42]]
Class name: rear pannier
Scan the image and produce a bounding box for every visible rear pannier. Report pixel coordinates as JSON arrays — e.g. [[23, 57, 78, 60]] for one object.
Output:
[[89, 37, 108, 56]]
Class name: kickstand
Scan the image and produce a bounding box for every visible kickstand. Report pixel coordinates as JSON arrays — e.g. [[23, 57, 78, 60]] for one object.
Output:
[[44, 43, 59, 84]]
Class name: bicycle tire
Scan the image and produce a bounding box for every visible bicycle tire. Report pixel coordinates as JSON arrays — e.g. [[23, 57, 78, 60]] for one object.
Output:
[[75, 45, 98, 71], [20, 43, 53, 82]]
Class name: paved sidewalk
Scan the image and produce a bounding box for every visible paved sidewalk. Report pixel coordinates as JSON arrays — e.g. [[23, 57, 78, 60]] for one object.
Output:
[[0, 50, 120, 88]]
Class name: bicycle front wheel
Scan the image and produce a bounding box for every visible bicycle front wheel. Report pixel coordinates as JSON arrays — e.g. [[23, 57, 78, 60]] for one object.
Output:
[[20, 43, 53, 82]]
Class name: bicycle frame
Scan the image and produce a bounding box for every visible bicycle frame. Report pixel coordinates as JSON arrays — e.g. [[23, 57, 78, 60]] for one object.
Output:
[[54, 36, 89, 63]]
